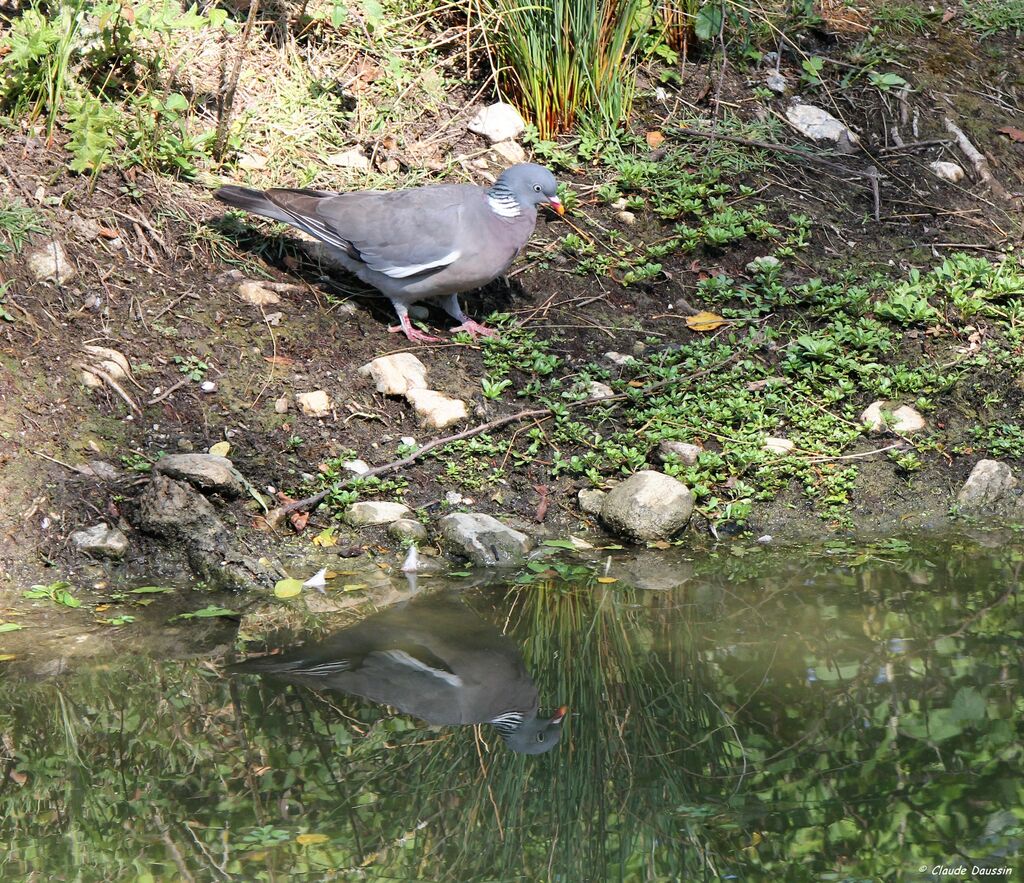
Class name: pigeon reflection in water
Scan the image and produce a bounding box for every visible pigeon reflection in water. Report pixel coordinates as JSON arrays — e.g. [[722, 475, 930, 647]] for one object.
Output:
[[230, 595, 566, 755]]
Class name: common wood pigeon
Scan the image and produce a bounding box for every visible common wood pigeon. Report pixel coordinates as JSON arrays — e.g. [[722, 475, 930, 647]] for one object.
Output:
[[215, 163, 563, 342], [229, 594, 567, 754]]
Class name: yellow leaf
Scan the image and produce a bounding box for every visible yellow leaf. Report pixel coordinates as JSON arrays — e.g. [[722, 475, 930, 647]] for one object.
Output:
[[0, 654, 16, 662], [95, 604, 110, 612], [296, 833, 329, 846], [342, 583, 367, 592], [209, 441, 231, 457], [596, 577, 618, 584], [685, 311, 727, 332], [311, 527, 338, 548], [273, 578, 303, 599], [646, 130, 665, 149]]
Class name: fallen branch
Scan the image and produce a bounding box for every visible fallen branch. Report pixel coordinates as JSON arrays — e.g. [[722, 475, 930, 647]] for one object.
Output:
[[74, 362, 142, 415], [943, 116, 1014, 202], [279, 353, 741, 518], [147, 375, 192, 405]]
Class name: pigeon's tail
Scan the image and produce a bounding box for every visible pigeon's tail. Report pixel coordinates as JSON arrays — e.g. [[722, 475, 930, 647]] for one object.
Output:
[[227, 654, 354, 677], [215, 185, 296, 226]]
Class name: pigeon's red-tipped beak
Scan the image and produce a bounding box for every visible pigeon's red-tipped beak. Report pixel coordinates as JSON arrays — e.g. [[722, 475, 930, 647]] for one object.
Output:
[[548, 196, 565, 216], [551, 706, 568, 724]]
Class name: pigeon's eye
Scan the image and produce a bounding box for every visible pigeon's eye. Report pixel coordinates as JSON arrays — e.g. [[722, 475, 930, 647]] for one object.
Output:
[[533, 184, 542, 192], [536, 732, 545, 742]]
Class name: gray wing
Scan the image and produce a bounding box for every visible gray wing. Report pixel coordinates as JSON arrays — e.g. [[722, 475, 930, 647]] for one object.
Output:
[[265, 185, 474, 280]]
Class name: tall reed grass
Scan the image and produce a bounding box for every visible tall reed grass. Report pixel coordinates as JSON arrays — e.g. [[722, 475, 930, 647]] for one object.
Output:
[[476, 0, 650, 138]]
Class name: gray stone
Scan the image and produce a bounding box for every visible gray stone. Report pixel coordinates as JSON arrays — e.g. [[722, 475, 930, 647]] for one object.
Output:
[[84, 460, 122, 481], [586, 381, 615, 400], [957, 460, 1017, 511], [154, 453, 244, 497], [388, 518, 428, 542], [765, 71, 788, 94], [599, 470, 694, 542], [786, 103, 860, 146], [657, 441, 702, 466], [861, 401, 926, 434], [346, 501, 412, 526], [27, 241, 76, 283], [577, 488, 606, 516], [438, 512, 532, 567], [70, 523, 129, 559]]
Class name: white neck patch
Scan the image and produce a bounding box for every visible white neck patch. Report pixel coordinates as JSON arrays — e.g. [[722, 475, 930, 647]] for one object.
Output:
[[488, 193, 521, 218]]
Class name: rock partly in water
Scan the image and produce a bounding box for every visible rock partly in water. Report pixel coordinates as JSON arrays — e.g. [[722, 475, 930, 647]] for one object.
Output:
[[468, 102, 527, 143], [438, 512, 532, 567], [27, 241, 76, 283], [405, 388, 468, 430], [346, 501, 413, 526], [70, 523, 129, 559], [154, 453, 244, 497], [599, 470, 694, 542], [358, 353, 428, 396], [956, 459, 1018, 512]]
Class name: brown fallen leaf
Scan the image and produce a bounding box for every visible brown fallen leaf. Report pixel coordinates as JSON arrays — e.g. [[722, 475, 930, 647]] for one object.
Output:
[[685, 310, 728, 332], [264, 355, 296, 367], [646, 130, 665, 149], [997, 126, 1024, 143], [941, 7, 957, 23]]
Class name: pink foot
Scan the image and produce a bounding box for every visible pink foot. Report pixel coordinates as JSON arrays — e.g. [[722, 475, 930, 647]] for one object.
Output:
[[451, 320, 499, 339], [388, 323, 443, 343]]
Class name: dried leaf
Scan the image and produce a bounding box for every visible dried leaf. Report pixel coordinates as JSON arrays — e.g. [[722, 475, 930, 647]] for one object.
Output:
[[941, 7, 957, 23], [264, 355, 296, 366], [646, 130, 665, 149], [209, 441, 231, 457], [9, 769, 27, 786], [274, 578, 304, 599], [596, 576, 618, 584], [0, 653, 16, 661], [296, 833, 329, 846], [685, 310, 727, 332], [997, 126, 1024, 143], [311, 526, 338, 548]]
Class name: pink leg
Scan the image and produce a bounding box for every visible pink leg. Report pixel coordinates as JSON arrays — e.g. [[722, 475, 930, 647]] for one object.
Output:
[[441, 294, 499, 339], [389, 303, 442, 343]]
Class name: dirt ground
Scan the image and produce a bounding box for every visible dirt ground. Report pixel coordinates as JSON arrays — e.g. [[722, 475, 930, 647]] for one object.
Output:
[[1, 9, 1022, 658]]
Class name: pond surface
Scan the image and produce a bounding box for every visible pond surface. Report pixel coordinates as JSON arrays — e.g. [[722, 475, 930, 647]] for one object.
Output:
[[2, 534, 1022, 881]]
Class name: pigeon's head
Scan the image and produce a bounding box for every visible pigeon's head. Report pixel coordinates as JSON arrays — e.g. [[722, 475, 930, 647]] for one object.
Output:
[[501, 706, 568, 755], [496, 163, 564, 215]]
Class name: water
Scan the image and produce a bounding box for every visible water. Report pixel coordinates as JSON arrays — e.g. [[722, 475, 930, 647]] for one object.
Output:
[[1, 534, 1021, 881]]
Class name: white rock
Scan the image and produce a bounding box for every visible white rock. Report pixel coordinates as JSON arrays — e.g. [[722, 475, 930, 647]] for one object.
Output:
[[445, 491, 464, 505], [491, 140, 527, 164], [405, 388, 468, 430], [746, 255, 780, 273], [200, 381, 217, 394], [346, 501, 412, 526], [763, 436, 795, 455], [861, 401, 926, 434], [657, 441, 702, 466], [587, 381, 615, 400], [654, 87, 669, 101], [238, 280, 281, 306], [956, 460, 1017, 511], [786, 103, 860, 145], [274, 395, 290, 414], [400, 436, 417, 447], [27, 242, 76, 283], [326, 147, 371, 170], [604, 351, 636, 367], [929, 161, 965, 183], [468, 102, 527, 143], [616, 210, 636, 225], [358, 353, 428, 396], [765, 71, 788, 94], [296, 390, 332, 417], [577, 488, 606, 516], [389, 518, 428, 543], [610, 197, 628, 211], [438, 512, 532, 567], [342, 459, 370, 475]]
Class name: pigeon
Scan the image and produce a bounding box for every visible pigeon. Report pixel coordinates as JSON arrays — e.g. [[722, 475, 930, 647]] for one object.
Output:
[[229, 594, 567, 754], [215, 163, 563, 342]]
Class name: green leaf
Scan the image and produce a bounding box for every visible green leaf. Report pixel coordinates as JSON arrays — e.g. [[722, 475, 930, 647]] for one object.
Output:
[[0, 622, 24, 632], [274, 578, 304, 599], [174, 606, 239, 620], [951, 686, 987, 722], [542, 539, 577, 550], [128, 586, 175, 594], [694, 4, 723, 41]]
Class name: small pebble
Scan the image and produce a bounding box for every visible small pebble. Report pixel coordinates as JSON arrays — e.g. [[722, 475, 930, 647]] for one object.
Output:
[[200, 381, 217, 393]]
